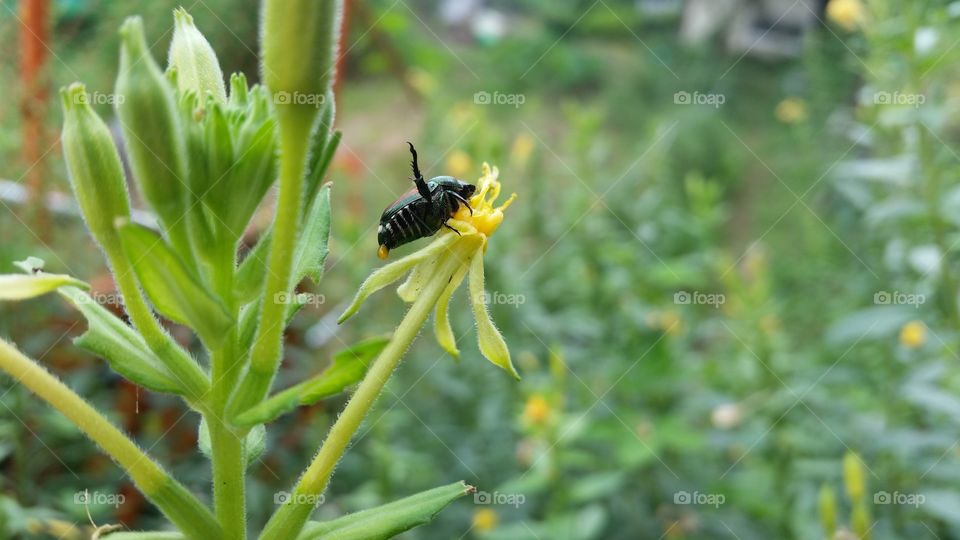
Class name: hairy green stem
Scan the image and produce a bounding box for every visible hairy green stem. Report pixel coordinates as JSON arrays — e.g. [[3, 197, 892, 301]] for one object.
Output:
[[229, 108, 315, 417], [209, 241, 246, 538], [258, 254, 462, 540], [0, 338, 221, 539]]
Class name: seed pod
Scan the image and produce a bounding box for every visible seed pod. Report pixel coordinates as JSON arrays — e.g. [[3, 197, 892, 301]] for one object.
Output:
[[115, 16, 189, 238], [59, 83, 131, 247], [168, 8, 226, 103], [261, 0, 341, 107]]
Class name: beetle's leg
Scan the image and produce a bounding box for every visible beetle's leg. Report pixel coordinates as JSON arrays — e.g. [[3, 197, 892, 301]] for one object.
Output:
[[407, 142, 431, 199], [446, 218, 477, 236], [443, 223, 462, 236], [448, 192, 474, 215]]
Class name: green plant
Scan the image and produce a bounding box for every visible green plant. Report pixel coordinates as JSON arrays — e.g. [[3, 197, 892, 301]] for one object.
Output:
[[0, 1, 520, 538]]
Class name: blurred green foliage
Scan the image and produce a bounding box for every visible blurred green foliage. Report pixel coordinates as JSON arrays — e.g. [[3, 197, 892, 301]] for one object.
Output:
[[4, 0, 960, 538]]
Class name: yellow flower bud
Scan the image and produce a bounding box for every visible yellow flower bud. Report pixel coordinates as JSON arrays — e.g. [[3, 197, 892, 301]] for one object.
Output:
[[819, 484, 838, 537], [523, 394, 550, 425], [899, 321, 926, 348], [775, 97, 807, 124], [842, 451, 866, 502], [827, 0, 866, 31], [472, 508, 498, 532]]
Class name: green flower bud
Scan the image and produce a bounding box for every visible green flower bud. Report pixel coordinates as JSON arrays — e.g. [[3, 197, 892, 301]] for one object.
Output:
[[115, 16, 189, 241], [842, 451, 866, 502], [261, 0, 341, 109], [168, 8, 226, 103], [818, 484, 838, 537], [59, 83, 131, 246], [851, 500, 871, 540]]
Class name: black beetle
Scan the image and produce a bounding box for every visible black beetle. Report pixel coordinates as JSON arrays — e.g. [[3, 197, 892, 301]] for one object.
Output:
[[377, 143, 476, 259]]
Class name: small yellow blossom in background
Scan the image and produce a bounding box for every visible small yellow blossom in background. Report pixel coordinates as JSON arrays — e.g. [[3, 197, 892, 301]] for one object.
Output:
[[523, 394, 551, 425], [446, 149, 474, 179], [406, 68, 436, 97], [899, 321, 926, 348], [775, 97, 807, 124], [472, 508, 499, 533], [510, 133, 535, 165], [645, 310, 682, 336], [827, 0, 866, 31]]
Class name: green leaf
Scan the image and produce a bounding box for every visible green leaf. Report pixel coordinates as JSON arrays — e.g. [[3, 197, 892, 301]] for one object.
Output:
[[98, 532, 184, 539], [293, 183, 332, 285], [0, 273, 88, 301], [297, 481, 474, 540], [198, 419, 266, 468], [235, 232, 271, 305], [234, 335, 389, 427], [117, 222, 232, 345], [59, 286, 183, 394]]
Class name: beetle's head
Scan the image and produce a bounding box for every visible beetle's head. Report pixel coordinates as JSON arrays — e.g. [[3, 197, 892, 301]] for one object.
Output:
[[434, 176, 476, 199]]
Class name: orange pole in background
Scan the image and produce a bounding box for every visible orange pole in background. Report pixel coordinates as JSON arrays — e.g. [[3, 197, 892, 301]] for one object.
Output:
[[20, 0, 51, 238]]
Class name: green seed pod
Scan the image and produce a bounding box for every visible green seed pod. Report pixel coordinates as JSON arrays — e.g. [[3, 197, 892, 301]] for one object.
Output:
[[59, 83, 131, 247], [168, 8, 226, 103], [261, 0, 341, 108], [818, 484, 838, 537], [842, 451, 866, 502], [115, 16, 189, 241]]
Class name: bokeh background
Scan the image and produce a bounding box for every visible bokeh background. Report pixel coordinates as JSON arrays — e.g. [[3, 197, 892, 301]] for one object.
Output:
[[2, 0, 960, 538]]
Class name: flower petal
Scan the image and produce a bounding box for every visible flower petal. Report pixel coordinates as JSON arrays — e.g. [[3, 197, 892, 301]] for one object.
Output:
[[338, 234, 457, 323], [434, 262, 470, 358], [397, 260, 432, 303], [468, 249, 519, 379]]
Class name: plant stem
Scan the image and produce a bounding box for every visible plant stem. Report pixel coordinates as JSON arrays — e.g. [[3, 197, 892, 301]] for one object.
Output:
[[0, 338, 221, 539], [258, 254, 462, 540], [209, 241, 246, 539], [229, 108, 314, 417], [106, 237, 210, 405]]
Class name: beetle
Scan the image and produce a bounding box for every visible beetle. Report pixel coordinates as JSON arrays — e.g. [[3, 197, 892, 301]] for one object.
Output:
[[377, 142, 476, 259]]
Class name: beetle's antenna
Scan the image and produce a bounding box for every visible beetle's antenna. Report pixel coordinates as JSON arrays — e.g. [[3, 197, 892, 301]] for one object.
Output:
[[407, 141, 423, 182]]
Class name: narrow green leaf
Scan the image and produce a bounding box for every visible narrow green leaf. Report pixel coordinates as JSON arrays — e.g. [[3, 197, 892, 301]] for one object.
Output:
[[234, 335, 389, 427], [297, 481, 475, 540], [117, 222, 232, 345], [293, 183, 332, 285], [100, 533, 184, 540], [59, 286, 183, 395]]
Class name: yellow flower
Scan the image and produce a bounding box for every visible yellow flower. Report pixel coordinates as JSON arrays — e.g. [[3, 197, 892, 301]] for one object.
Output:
[[523, 394, 550, 424], [472, 508, 498, 532], [510, 133, 535, 165], [775, 97, 807, 124], [446, 149, 473, 179], [826, 0, 865, 31], [899, 321, 926, 348], [339, 163, 519, 378]]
